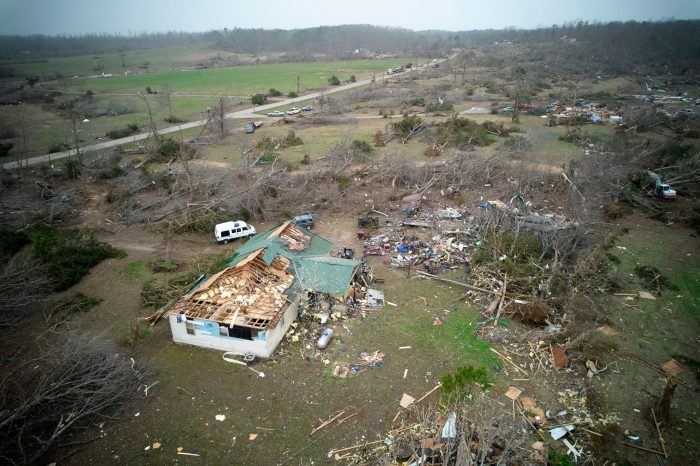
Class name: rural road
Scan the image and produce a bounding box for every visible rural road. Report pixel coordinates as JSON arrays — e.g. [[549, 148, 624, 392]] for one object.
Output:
[[3, 61, 445, 170]]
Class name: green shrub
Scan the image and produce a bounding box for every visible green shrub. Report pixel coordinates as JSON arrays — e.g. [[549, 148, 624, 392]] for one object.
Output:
[[349, 75, 356, 83], [283, 130, 303, 147], [426, 100, 454, 112], [437, 116, 491, 147], [268, 88, 283, 97], [163, 116, 185, 124], [153, 137, 195, 162], [62, 157, 82, 178], [154, 258, 178, 272], [352, 139, 373, 154], [48, 142, 69, 154], [254, 136, 277, 151], [29, 227, 126, 291], [257, 152, 279, 165], [287, 91, 298, 98], [251, 93, 267, 105], [106, 124, 139, 139], [328, 75, 341, 86], [390, 115, 423, 140]]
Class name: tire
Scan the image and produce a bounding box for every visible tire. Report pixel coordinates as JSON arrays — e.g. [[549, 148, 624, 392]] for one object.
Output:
[[223, 239, 229, 244]]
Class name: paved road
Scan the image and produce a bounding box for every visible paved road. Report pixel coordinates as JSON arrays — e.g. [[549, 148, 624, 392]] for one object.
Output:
[[3, 61, 447, 170]]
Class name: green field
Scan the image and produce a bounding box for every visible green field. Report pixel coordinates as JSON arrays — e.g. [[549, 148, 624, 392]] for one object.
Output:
[[56, 59, 411, 95], [0, 56, 415, 157], [2, 44, 243, 77]]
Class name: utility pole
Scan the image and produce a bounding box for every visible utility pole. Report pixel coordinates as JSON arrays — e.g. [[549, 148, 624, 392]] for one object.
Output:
[[297, 75, 300, 95]]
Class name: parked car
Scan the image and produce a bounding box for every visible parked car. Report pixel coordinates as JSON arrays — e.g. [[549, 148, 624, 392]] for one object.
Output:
[[302, 105, 314, 111], [499, 106, 515, 113], [267, 110, 284, 117], [292, 213, 314, 229], [214, 221, 256, 244], [287, 107, 301, 115]]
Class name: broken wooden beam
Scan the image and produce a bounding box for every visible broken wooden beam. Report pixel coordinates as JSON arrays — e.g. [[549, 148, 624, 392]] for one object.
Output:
[[414, 270, 498, 295], [311, 410, 346, 436]]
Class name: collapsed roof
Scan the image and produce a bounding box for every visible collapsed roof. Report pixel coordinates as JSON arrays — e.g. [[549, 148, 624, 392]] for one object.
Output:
[[170, 222, 360, 331]]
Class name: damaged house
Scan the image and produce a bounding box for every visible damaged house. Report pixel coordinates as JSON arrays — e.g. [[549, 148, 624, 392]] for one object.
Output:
[[168, 222, 360, 357]]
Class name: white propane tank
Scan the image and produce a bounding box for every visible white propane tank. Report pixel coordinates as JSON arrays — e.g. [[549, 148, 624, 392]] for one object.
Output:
[[317, 328, 334, 349]]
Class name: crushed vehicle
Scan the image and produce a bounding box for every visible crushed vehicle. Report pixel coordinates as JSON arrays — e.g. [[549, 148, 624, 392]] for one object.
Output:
[[243, 121, 263, 133]]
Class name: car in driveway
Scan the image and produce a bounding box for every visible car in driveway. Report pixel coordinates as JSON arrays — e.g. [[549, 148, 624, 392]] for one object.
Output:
[[267, 110, 284, 117], [287, 107, 301, 115], [214, 221, 256, 244], [302, 105, 314, 111], [292, 213, 314, 229]]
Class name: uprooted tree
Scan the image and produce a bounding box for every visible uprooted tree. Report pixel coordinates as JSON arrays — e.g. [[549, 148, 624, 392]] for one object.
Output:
[[0, 254, 54, 331], [0, 335, 149, 464]]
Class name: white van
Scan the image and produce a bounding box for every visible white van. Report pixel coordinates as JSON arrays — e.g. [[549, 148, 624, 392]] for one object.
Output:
[[214, 221, 256, 244]]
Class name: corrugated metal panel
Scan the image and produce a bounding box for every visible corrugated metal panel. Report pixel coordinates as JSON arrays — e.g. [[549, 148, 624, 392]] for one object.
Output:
[[294, 256, 359, 296]]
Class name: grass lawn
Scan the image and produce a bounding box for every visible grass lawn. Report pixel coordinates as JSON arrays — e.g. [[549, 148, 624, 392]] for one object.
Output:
[[57, 59, 415, 96], [68, 251, 500, 465], [2, 44, 244, 78]]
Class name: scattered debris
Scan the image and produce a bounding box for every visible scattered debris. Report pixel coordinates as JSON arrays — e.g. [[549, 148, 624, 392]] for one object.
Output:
[[551, 345, 569, 370], [399, 393, 415, 408], [585, 359, 598, 378], [661, 359, 686, 377], [549, 424, 575, 440], [215, 414, 226, 422]]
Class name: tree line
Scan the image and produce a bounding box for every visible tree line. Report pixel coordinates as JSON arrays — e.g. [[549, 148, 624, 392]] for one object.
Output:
[[0, 20, 698, 67]]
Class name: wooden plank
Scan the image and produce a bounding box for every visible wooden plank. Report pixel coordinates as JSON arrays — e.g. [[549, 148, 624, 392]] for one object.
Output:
[[414, 270, 498, 295], [415, 383, 442, 404]]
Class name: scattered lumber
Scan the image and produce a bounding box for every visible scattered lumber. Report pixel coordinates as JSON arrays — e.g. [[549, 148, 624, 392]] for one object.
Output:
[[414, 270, 498, 295]]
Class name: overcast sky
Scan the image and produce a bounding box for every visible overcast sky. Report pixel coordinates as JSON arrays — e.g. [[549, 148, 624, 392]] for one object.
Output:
[[1, 0, 698, 35]]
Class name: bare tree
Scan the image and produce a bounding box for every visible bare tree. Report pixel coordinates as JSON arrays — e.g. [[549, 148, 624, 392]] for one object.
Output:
[[160, 84, 173, 120], [0, 335, 148, 464], [210, 96, 230, 138], [58, 101, 88, 172], [136, 92, 160, 147], [0, 254, 53, 331], [13, 103, 29, 182]]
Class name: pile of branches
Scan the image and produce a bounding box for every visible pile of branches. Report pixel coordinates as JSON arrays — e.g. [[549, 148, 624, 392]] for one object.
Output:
[[0, 335, 149, 464]]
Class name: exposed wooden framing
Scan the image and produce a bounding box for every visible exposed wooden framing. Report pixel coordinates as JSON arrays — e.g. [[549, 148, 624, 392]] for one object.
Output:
[[169, 249, 294, 331]]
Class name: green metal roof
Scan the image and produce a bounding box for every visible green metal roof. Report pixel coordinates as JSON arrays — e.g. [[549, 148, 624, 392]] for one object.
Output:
[[293, 256, 359, 296], [228, 224, 333, 267], [227, 224, 357, 297]]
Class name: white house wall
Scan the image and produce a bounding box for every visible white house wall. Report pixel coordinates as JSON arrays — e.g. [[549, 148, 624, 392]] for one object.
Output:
[[168, 297, 300, 358]]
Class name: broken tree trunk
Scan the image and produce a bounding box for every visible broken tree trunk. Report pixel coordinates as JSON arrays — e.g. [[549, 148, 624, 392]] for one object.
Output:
[[141, 297, 178, 327], [493, 273, 508, 327], [657, 378, 677, 424]]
